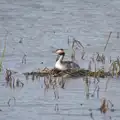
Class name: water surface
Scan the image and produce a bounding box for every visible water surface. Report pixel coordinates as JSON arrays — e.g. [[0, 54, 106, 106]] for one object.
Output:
[[0, 0, 120, 119]]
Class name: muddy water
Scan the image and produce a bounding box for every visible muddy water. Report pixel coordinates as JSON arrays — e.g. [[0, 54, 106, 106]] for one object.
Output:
[[0, 0, 120, 119]]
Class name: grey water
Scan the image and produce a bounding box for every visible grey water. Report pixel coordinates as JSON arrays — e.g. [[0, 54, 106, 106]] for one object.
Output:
[[0, 0, 120, 119]]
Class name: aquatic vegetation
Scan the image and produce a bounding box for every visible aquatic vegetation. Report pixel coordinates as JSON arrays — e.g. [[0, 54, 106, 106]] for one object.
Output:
[[1, 32, 120, 120], [5, 69, 24, 89], [0, 39, 6, 72], [109, 57, 120, 77], [22, 54, 27, 64], [4, 34, 120, 101], [104, 32, 112, 51], [23, 67, 113, 78]]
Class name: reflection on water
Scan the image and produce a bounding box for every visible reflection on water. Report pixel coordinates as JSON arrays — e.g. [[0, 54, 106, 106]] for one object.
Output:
[[1, 68, 120, 120]]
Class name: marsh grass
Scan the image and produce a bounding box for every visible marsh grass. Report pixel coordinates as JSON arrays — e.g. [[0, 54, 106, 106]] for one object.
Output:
[[43, 74, 62, 99], [5, 69, 24, 89], [68, 36, 85, 60], [104, 32, 112, 51], [0, 39, 6, 72], [1, 33, 120, 118], [18, 33, 120, 109], [23, 39, 120, 79], [0, 29, 10, 73], [22, 54, 27, 64], [109, 58, 120, 77], [96, 52, 105, 64]]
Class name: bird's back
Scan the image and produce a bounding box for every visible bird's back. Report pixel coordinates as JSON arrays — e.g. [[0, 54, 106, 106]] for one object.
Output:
[[61, 61, 80, 70]]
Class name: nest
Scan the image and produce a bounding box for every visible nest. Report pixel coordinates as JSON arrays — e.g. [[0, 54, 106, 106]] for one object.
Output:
[[23, 67, 115, 78]]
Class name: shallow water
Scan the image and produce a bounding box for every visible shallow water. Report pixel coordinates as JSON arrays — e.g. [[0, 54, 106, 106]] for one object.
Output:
[[0, 0, 120, 119]]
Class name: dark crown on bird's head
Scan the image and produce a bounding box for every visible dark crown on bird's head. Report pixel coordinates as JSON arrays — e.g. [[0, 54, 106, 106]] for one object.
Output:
[[56, 49, 65, 55]]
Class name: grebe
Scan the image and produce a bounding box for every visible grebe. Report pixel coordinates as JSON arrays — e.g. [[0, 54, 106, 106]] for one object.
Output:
[[55, 49, 80, 70]]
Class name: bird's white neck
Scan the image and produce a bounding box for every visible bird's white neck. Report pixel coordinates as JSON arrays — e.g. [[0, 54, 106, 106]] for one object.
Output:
[[55, 54, 66, 70], [57, 55, 64, 63]]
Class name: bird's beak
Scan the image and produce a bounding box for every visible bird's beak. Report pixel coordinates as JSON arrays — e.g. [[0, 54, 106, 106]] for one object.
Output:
[[52, 50, 57, 53]]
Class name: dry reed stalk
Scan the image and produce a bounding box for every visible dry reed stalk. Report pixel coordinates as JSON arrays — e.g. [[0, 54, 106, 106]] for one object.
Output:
[[71, 38, 84, 50], [67, 36, 70, 46], [81, 50, 85, 60], [22, 54, 27, 64], [71, 48, 76, 61], [5, 69, 12, 82], [109, 59, 120, 77], [104, 32, 112, 51], [16, 79, 24, 87], [109, 56, 112, 63], [88, 61, 92, 71], [5, 69, 24, 88]]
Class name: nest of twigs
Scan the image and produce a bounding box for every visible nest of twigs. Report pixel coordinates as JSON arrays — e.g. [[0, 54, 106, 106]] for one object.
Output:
[[23, 67, 116, 78]]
